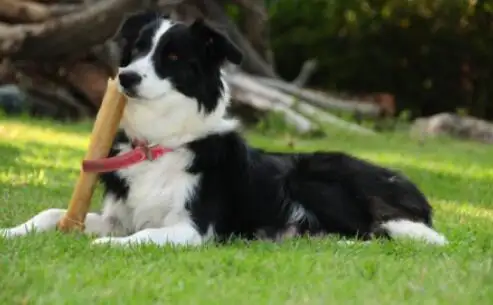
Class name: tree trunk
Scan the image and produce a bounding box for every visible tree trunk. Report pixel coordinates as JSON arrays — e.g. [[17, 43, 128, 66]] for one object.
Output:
[[179, 0, 277, 78], [237, 0, 274, 66]]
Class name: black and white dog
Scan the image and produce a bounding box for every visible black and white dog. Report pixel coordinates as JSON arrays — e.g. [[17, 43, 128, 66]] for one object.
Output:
[[0, 12, 447, 246]]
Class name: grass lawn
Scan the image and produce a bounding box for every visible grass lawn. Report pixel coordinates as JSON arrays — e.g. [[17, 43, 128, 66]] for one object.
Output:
[[1, 116, 493, 305]]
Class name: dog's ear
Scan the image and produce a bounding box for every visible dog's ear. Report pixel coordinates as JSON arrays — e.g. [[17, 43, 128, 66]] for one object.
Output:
[[113, 10, 163, 66], [189, 18, 243, 65]]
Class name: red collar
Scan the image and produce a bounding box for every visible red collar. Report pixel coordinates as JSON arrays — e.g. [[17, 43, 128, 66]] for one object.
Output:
[[82, 140, 172, 173]]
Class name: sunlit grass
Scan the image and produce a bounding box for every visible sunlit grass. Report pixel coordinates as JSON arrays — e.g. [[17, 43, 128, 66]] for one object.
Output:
[[1, 116, 493, 305]]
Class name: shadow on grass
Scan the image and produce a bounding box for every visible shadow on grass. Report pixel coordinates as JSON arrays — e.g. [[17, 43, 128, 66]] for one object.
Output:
[[0, 143, 21, 161]]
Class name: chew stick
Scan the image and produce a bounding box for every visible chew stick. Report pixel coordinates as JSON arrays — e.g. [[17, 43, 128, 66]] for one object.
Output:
[[57, 78, 126, 232]]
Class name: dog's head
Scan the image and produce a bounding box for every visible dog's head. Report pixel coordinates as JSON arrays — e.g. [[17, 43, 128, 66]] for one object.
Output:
[[113, 11, 242, 113]]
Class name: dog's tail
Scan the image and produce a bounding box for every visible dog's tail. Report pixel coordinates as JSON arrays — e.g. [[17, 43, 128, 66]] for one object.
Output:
[[380, 219, 448, 245]]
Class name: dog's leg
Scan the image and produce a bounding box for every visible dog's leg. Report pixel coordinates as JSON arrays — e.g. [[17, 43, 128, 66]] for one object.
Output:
[[0, 209, 111, 238], [1, 193, 132, 238], [91, 221, 203, 247]]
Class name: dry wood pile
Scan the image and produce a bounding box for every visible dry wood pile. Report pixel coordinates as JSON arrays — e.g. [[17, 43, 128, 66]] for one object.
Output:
[[0, 0, 393, 134]]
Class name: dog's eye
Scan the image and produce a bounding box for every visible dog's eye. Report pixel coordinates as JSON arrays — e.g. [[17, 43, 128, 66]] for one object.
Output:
[[168, 54, 178, 61]]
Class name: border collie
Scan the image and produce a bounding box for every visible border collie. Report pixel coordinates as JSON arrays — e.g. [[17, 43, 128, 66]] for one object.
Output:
[[0, 11, 447, 246]]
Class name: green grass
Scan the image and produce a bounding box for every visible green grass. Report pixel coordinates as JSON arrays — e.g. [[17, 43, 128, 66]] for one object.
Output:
[[1, 116, 493, 305]]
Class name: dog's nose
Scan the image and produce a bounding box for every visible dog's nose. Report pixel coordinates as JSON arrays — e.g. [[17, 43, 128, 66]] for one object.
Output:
[[118, 72, 142, 89]]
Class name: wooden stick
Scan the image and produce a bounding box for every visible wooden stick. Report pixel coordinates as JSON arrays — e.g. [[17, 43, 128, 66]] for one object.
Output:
[[56, 78, 126, 233]]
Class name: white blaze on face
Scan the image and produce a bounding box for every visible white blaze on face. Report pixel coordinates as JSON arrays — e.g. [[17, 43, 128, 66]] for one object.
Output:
[[117, 20, 175, 101]]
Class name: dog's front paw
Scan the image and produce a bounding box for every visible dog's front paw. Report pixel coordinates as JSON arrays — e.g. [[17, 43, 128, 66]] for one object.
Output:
[[91, 236, 115, 245], [0, 228, 9, 238], [91, 236, 131, 246], [337, 239, 372, 246], [0, 228, 23, 238]]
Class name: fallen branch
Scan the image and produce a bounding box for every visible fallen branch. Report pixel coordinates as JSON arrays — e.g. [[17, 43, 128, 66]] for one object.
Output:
[[0, 0, 51, 23], [0, 0, 81, 23], [0, 0, 153, 59], [47, 3, 81, 16], [255, 76, 382, 118], [226, 72, 376, 135], [231, 85, 315, 134], [292, 59, 318, 87]]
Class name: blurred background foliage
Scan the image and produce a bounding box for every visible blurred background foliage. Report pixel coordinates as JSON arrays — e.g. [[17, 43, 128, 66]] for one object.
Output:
[[263, 0, 493, 119]]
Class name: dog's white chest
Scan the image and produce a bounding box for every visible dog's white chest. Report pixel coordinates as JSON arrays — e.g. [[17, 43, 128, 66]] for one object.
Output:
[[117, 148, 199, 230]]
